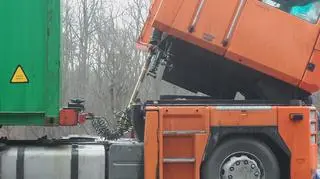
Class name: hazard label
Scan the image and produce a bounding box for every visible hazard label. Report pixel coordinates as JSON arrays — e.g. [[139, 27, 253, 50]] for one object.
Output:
[[10, 65, 29, 83]]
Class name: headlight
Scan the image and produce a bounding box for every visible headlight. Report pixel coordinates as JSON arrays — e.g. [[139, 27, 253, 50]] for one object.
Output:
[[311, 135, 317, 144], [310, 109, 318, 144], [310, 110, 317, 122], [311, 122, 317, 133]]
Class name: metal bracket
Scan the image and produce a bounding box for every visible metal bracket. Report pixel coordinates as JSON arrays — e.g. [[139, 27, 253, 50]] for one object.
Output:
[[222, 0, 246, 47], [189, 0, 206, 33]]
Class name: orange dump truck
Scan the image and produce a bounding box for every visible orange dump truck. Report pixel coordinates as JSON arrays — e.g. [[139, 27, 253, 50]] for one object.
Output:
[[131, 0, 320, 179]]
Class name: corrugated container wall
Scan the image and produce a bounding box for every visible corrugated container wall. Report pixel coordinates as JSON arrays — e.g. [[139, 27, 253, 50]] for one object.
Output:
[[0, 0, 61, 125]]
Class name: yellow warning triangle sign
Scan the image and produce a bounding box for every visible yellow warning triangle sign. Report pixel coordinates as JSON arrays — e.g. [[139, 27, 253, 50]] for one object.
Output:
[[10, 65, 29, 83]]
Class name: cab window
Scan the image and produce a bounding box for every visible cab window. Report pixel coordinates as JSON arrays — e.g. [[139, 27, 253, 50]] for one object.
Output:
[[261, 0, 320, 24]]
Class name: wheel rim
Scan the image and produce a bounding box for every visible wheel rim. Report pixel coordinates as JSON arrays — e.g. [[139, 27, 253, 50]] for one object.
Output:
[[219, 151, 265, 179]]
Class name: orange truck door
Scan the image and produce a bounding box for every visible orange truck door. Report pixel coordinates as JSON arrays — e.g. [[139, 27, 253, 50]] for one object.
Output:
[[226, 0, 320, 87]]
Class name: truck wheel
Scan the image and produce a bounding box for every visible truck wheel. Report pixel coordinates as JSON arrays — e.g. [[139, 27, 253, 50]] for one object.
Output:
[[202, 137, 280, 179]]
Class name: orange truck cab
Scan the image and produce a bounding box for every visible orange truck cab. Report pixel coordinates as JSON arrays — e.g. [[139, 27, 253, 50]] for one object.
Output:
[[132, 0, 320, 179], [138, 0, 320, 101]]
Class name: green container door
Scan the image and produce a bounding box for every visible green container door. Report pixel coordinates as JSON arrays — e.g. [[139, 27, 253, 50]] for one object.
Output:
[[0, 0, 61, 125]]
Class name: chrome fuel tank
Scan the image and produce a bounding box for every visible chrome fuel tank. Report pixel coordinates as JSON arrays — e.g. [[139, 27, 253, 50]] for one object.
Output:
[[0, 137, 144, 179], [0, 143, 106, 179]]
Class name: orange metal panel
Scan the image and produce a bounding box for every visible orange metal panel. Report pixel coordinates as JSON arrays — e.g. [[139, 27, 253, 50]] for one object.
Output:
[[144, 110, 159, 179], [161, 107, 210, 131], [163, 163, 194, 179], [153, 0, 240, 56], [300, 50, 320, 92], [226, 0, 319, 87], [163, 136, 194, 158], [152, 0, 184, 32], [278, 107, 316, 179], [210, 107, 277, 126], [158, 106, 210, 179]]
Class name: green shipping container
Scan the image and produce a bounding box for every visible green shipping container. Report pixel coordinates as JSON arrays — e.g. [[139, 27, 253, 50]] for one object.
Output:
[[0, 0, 61, 125]]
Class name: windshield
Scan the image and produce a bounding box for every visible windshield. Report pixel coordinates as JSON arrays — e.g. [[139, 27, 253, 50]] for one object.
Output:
[[262, 0, 320, 23], [290, 1, 320, 23]]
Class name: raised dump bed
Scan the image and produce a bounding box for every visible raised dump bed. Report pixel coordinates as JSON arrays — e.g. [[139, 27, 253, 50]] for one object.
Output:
[[138, 0, 320, 101], [0, 0, 61, 125]]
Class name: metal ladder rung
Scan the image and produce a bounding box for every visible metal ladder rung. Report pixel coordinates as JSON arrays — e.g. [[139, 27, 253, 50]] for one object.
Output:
[[163, 130, 206, 136], [163, 158, 195, 163]]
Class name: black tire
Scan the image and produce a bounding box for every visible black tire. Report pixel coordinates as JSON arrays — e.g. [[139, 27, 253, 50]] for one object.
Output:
[[202, 137, 280, 179]]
